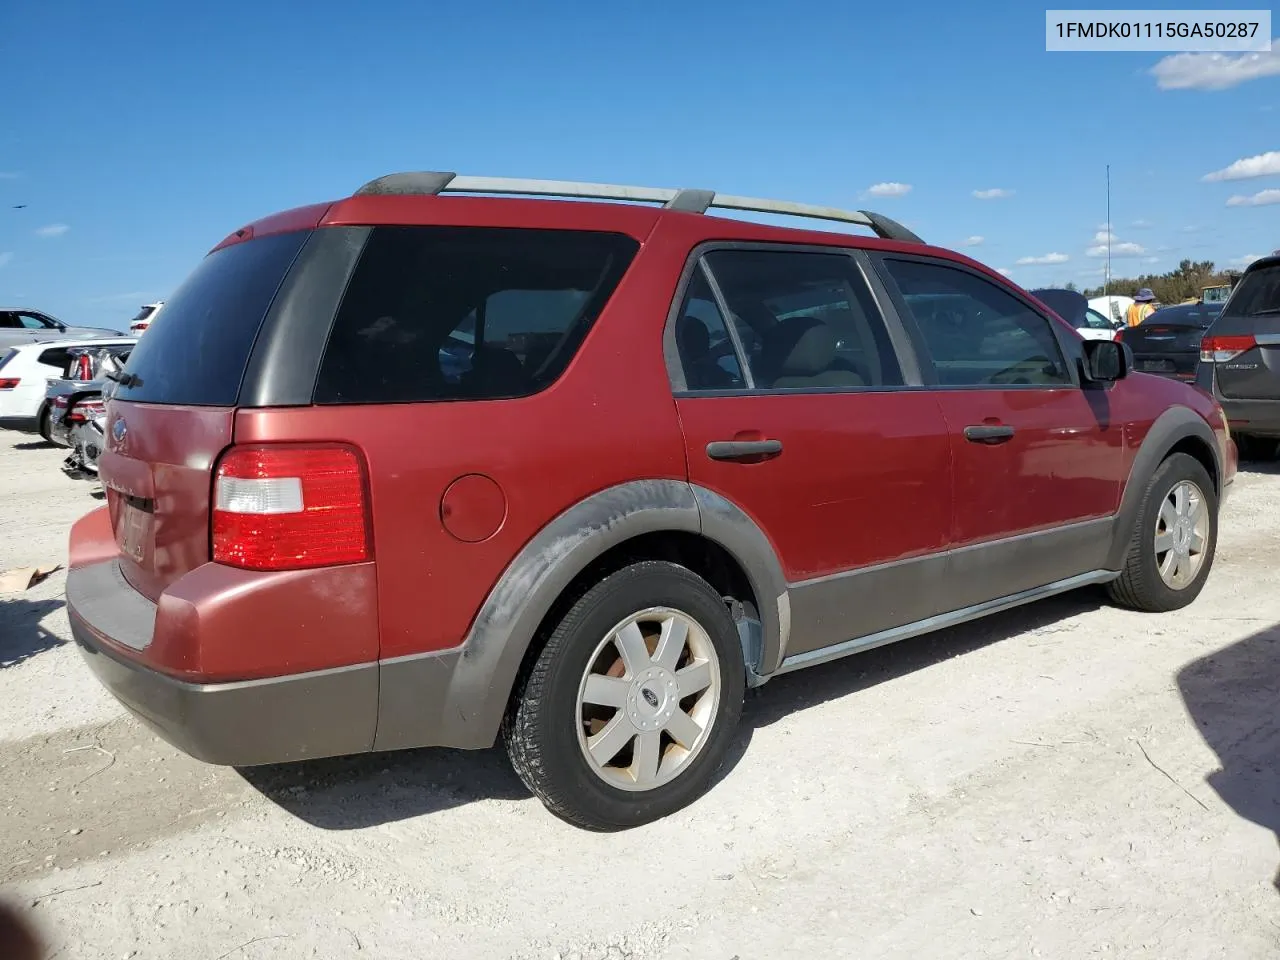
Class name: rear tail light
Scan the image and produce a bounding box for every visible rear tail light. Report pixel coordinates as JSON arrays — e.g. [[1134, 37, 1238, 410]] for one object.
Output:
[[1200, 334, 1256, 363], [68, 399, 105, 423], [212, 444, 371, 571], [0, 378, 18, 390], [1113, 328, 1124, 342]]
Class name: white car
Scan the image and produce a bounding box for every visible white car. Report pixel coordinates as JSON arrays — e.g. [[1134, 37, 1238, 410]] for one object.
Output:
[[0, 337, 137, 438], [1032, 288, 1123, 342], [128, 301, 165, 336]]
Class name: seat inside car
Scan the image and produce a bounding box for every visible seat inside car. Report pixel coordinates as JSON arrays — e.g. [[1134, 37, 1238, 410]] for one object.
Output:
[[760, 316, 866, 388]]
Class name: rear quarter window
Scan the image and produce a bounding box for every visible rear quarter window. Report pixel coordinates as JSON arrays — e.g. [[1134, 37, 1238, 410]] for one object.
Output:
[[0, 348, 16, 371], [37, 347, 71, 370], [112, 230, 310, 406], [313, 226, 640, 404], [1222, 263, 1280, 319]]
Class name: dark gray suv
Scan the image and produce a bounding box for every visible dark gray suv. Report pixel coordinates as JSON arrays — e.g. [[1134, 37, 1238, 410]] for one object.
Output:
[[1197, 254, 1280, 460]]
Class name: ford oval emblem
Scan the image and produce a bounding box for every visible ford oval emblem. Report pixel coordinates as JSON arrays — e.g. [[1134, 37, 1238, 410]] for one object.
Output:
[[111, 418, 127, 443]]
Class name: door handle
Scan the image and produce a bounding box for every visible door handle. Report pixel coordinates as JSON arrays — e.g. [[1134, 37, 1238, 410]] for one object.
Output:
[[963, 424, 1015, 444], [706, 439, 783, 461]]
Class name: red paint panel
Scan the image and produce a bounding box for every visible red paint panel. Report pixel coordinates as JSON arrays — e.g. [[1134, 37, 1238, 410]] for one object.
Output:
[[676, 392, 953, 582], [67, 506, 117, 570]]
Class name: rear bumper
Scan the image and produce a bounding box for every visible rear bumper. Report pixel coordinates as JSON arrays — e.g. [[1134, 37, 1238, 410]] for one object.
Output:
[[1220, 397, 1280, 438], [65, 506, 484, 765], [71, 592, 377, 766]]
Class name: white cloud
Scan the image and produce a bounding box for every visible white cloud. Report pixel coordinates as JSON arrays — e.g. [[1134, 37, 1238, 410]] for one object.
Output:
[[961, 235, 984, 246], [1203, 151, 1280, 182], [973, 188, 1014, 200], [1016, 252, 1070, 265], [1093, 229, 1116, 244], [995, 267, 1013, 277], [1151, 42, 1280, 90], [866, 182, 911, 198], [1231, 253, 1266, 267], [34, 223, 69, 238], [1087, 240, 1147, 258], [1226, 188, 1280, 207], [1142, 256, 1161, 264], [1182, 225, 1201, 233], [1131, 219, 1152, 228], [0, 252, 12, 268]]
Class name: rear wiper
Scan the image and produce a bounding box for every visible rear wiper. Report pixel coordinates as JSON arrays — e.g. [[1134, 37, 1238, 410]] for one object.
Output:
[[1246, 307, 1280, 317], [106, 371, 143, 387]]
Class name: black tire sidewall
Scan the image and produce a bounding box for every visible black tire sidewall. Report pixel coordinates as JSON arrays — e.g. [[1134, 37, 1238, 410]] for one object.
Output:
[[528, 562, 746, 829], [1133, 453, 1219, 609]]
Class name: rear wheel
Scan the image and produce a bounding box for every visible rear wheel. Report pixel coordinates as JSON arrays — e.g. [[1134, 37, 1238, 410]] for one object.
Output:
[[504, 560, 745, 830], [37, 403, 52, 444], [1107, 453, 1218, 612], [1234, 433, 1278, 462]]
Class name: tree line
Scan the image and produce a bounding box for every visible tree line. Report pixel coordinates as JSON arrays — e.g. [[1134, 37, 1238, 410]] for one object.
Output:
[[1078, 259, 1242, 303]]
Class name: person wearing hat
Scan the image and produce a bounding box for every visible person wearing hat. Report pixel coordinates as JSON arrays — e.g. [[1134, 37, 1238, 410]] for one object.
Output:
[[1126, 288, 1157, 327]]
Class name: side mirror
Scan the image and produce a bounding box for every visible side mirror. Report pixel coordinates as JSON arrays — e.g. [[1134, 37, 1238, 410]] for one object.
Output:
[[1083, 339, 1130, 383]]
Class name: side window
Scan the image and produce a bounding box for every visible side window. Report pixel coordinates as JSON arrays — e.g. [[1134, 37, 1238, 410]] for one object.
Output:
[[17, 313, 50, 330], [672, 268, 745, 390], [0, 313, 21, 329], [881, 258, 1072, 387], [698, 249, 903, 390], [37, 347, 71, 369], [314, 226, 639, 404], [1083, 309, 1114, 330]]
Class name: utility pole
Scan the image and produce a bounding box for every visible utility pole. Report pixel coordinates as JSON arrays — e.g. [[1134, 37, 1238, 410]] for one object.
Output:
[[1105, 164, 1112, 299]]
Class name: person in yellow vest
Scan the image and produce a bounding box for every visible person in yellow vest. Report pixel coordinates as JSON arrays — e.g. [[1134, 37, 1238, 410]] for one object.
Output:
[[1126, 288, 1157, 327]]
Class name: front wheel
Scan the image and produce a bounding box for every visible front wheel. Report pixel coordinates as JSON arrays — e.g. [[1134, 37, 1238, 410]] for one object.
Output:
[[1106, 452, 1218, 612], [504, 560, 746, 830]]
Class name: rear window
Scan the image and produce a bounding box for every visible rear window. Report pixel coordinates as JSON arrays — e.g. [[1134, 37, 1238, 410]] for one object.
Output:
[[1223, 263, 1280, 318], [112, 230, 310, 405], [313, 226, 640, 404], [0, 348, 15, 371], [130, 305, 157, 324]]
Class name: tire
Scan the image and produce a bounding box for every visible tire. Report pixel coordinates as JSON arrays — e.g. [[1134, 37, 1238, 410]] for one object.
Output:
[[504, 560, 746, 831], [1233, 433, 1278, 462], [1106, 452, 1218, 612], [37, 403, 52, 444]]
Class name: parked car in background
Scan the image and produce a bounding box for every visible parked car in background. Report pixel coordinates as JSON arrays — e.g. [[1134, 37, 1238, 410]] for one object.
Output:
[[67, 171, 1234, 831], [1031, 288, 1122, 341], [1197, 253, 1280, 460], [0, 308, 125, 350], [1090, 295, 1134, 326], [45, 345, 133, 447], [1117, 301, 1223, 381], [0, 337, 137, 437], [128, 302, 165, 336]]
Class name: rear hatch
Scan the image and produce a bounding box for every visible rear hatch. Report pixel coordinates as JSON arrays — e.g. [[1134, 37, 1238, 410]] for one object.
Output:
[[1204, 261, 1280, 401], [1123, 304, 1219, 378], [102, 229, 311, 601]]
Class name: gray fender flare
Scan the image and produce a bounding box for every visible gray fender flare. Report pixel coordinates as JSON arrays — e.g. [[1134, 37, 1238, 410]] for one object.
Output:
[[375, 479, 789, 751], [1106, 405, 1222, 571]]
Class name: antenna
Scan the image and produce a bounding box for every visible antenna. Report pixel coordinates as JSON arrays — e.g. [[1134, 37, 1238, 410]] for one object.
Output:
[[1105, 164, 1111, 299]]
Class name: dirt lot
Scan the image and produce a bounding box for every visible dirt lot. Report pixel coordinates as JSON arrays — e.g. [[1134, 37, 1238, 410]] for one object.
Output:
[[1, 431, 1278, 960]]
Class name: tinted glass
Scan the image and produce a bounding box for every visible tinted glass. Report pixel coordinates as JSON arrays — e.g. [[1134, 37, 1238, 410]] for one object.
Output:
[[1030, 288, 1088, 327], [672, 268, 745, 390], [37, 347, 71, 369], [883, 258, 1071, 386], [701, 249, 903, 390], [314, 226, 639, 404], [1083, 309, 1115, 330], [130, 305, 156, 323], [0, 348, 15, 370], [1222, 263, 1280, 318], [18, 313, 47, 330], [113, 230, 309, 405]]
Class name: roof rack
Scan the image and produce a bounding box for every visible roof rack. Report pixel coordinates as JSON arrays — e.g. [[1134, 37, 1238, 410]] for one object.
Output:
[[353, 171, 924, 244]]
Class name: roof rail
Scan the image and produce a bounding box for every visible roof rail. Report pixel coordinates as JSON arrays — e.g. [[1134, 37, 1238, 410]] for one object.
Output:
[[353, 172, 924, 244]]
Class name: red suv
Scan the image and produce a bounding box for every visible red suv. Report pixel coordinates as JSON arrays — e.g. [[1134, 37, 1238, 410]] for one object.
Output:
[[66, 172, 1236, 830]]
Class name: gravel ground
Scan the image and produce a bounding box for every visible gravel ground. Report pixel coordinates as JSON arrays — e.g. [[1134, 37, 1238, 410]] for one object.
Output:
[[1, 429, 1278, 960]]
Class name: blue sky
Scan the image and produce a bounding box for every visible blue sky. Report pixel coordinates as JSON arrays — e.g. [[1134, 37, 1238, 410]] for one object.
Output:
[[2, 0, 1278, 325]]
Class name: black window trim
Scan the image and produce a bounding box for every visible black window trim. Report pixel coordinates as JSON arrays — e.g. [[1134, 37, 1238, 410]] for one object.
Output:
[[866, 250, 1085, 391], [662, 240, 926, 398]]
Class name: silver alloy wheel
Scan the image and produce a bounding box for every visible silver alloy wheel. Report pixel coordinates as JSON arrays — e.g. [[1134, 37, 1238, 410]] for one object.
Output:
[[575, 606, 721, 792], [1154, 479, 1209, 590]]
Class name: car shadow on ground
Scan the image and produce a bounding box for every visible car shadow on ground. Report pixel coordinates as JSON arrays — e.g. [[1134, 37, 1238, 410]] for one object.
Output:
[[243, 588, 1106, 830], [0, 598, 67, 668], [9, 440, 56, 451], [1176, 622, 1280, 891]]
